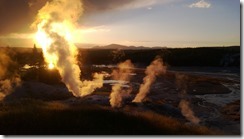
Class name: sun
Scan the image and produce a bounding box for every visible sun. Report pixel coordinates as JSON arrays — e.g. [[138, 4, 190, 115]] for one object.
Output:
[[48, 63, 55, 70]]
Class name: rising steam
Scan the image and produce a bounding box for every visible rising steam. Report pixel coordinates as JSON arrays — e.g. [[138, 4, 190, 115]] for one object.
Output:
[[110, 60, 134, 108], [175, 73, 200, 124], [0, 51, 11, 78], [0, 49, 21, 100], [80, 73, 104, 97], [33, 0, 103, 97], [133, 57, 166, 103], [0, 77, 21, 100], [179, 99, 200, 124]]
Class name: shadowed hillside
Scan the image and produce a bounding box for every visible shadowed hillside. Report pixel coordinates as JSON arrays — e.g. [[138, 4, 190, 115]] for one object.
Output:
[[1, 45, 239, 68], [78, 46, 240, 67]]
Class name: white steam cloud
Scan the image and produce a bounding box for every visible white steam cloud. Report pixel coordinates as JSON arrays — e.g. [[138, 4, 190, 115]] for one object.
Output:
[[33, 0, 103, 97], [133, 57, 166, 103], [110, 60, 134, 108]]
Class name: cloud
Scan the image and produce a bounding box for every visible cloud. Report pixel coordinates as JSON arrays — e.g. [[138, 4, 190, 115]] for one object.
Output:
[[0, 0, 133, 34], [0, 0, 30, 34], [0, 33, 34, 47], [83, 0, 133, 13], [189, 0, 211, 8], [77, 26, 111, 33], [0, 25, 110, 46], [83, 0, 176, 13], [0, 0, 176, 35], [0, 0, 48, 35], [0, 33, 34, 39]]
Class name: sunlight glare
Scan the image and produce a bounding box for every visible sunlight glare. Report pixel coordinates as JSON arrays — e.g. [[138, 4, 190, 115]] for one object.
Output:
[[48, 63, 55, 70]]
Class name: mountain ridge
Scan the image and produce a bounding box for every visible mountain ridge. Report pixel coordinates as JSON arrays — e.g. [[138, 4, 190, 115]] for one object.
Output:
[[91, 44, 164, 49]]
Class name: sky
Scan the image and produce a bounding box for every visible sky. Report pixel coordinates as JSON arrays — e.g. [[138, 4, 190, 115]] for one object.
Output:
[[0, 0, 240, 48]]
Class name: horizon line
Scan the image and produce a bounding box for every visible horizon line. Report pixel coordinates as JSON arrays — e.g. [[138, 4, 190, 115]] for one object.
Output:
[[0, 44, 240, 49]]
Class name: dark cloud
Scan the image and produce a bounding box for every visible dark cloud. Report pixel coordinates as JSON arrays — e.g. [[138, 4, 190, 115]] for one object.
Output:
[[0, 0, 30, 34], [0, 0, 48, 34], [0, 0, 136, 34], [82, 0, 135, 14]]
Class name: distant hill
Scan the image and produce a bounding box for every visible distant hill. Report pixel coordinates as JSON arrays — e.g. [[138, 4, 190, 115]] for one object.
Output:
[[92, 44, 164, 50], [78, 46, 240, 67]]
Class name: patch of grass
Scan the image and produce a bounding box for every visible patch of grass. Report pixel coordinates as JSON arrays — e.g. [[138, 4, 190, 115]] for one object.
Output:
[[0, 99, 221, 135], [0, 99, 161, 135], [126, 110, 221, 135]]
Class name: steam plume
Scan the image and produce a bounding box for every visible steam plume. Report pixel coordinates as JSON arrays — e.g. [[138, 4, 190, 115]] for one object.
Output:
[[0, 51, 11, 78], [33, 0, 103, 97], [80, 73, 104, 97], [179, 99, 200, 124], [110, 60, 134, 108], [0, 77, 21, 100], [0, 49, 21, 100], [175, 74, 200, 124], [133, 57, 166, 103]]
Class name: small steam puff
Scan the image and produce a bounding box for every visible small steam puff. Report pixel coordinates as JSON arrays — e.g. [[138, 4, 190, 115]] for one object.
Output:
[[0, 51, 11, 78], [175, 74, 200, 124], [80, 73, 104, 97], [0, 49, 21, 100], [0, 77, 21, 100], [179, 99, 200, 124], [110, 60, 134, 108], [133, 57, 166, 103], [33, 0, 102, 97]]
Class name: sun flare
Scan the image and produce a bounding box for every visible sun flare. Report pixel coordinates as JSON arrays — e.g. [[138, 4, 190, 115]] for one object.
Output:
[[48, 63, 55, 70]]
